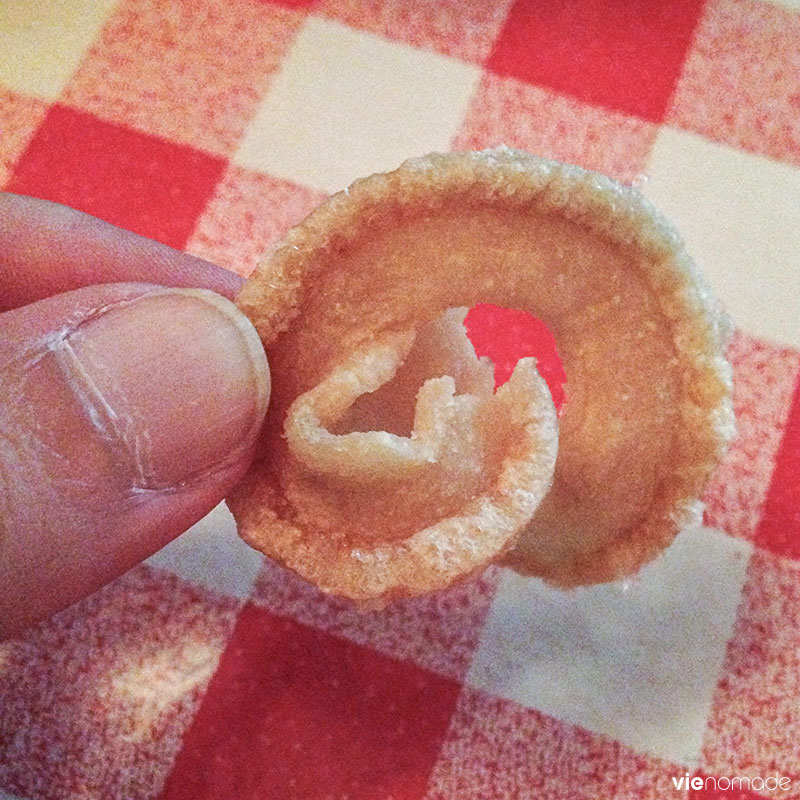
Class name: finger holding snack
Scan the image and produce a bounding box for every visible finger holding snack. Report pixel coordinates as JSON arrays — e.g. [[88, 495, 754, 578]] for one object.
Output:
[[0, 193, 269, 638], [0, 147, 734, 634]]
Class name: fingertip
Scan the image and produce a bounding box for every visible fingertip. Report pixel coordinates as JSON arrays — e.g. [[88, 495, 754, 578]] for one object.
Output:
[[0, 285, 269, 636], [63, 287, 270, 489]]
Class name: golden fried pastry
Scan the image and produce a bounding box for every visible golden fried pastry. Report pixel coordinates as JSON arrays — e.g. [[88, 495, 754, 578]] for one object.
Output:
[[228, 147, 734, 600]]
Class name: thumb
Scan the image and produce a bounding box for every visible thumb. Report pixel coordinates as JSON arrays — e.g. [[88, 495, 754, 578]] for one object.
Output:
[[0, 283, 269, 637]]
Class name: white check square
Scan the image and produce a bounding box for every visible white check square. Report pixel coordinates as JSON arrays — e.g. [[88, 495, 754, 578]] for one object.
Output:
[[145, 502, 263, 600], [765, 0, 800, 10], [234, 16, 481, 193], [0, 0, 119, 101], [644, 128, 800, 349], [467, 527, 751, 765]]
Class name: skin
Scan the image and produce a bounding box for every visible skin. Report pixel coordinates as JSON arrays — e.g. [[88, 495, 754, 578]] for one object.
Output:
[[0, 194, 270, 639]]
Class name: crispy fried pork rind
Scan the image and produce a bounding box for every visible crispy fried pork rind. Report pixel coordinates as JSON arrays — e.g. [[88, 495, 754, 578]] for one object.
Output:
[[228, 147, 733, 598]]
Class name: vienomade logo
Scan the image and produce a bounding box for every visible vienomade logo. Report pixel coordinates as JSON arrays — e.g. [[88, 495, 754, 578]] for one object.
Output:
[[671, 773, 792, 793]]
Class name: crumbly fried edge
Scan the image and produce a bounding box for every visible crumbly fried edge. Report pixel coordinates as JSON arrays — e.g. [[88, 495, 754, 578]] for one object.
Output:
[[229, 147, 734, 595]]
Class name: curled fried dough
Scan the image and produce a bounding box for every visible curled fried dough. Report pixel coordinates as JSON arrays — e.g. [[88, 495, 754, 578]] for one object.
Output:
[[228, 147, 734, 600]]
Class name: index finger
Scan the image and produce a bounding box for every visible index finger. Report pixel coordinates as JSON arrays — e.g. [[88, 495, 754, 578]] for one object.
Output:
[[0, 193, 242, 311]]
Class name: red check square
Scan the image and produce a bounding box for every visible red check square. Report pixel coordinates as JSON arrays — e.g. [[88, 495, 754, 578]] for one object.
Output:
[[486, 0, 706, 122], [7, 105, 226, 249], [756, 377, 800, 561], [160, 604, 461, 800]]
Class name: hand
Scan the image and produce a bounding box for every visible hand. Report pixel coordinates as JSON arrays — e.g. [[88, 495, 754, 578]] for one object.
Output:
[[0, 194, 270, 638]]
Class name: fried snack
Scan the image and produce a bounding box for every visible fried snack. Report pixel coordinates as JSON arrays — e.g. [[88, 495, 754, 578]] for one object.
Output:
[[228, 147, 734, 599]]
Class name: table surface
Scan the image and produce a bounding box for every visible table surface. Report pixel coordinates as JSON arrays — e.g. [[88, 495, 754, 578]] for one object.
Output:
[[1, 1, 799, 798]]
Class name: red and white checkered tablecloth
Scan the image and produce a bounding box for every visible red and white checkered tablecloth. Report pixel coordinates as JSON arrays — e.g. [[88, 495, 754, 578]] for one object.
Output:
[[1, 1, 799, 798]]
